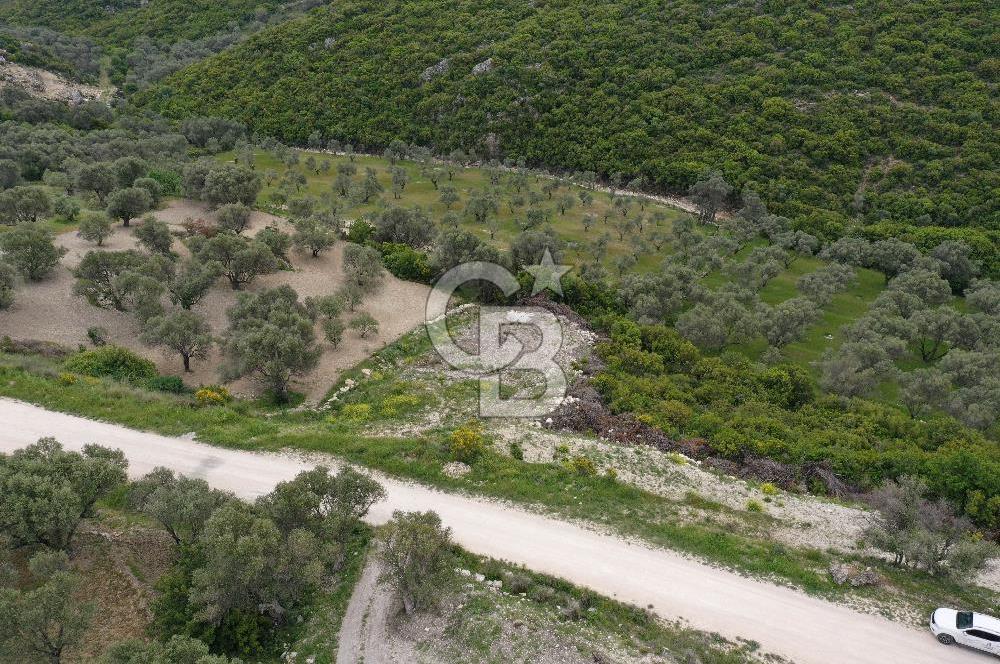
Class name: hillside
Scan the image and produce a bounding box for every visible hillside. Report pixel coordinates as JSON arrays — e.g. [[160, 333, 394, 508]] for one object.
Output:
[[140, 0, 999, 237], [0, 0, 287, 47]]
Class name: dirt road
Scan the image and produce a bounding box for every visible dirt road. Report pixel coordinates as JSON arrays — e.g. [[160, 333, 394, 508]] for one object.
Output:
[[0, 399, 990, 664]]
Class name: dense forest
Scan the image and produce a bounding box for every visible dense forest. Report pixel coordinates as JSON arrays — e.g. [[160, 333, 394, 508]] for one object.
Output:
[[0, 0, 286, 46], [137, 0, 998, 241]]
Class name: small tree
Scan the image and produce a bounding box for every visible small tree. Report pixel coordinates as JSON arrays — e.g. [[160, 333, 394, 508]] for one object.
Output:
[[168, 258, 222, 309], [216, 202, 253, 234], [77, 211, 113, 246], [222, 286, 321, 401], [323, 317, 346, 347], [439, 185, 459, 209], [192, 232, 279, 290], [376, 510, 453, 615], [128, 468, 233, 544], [349, 312, 379, 338], [0, 438, 127, 550], [0, 260, 15, 310], [0, 222, 66, 280], [0, 185, 52, 224], [293, 215, 337, 257], [107, 187, 153, 227], [864, 476, 997, 576], [134, 215, 174, 256], [142, 309, 213, 372], [0, 550, 94, 663]]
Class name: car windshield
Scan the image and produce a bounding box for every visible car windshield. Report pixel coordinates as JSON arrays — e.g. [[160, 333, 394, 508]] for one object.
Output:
[[957, 611, 974, 629]]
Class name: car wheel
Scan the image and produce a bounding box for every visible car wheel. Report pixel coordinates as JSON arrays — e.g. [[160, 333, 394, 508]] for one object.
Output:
[[937, 634, 956, 645]]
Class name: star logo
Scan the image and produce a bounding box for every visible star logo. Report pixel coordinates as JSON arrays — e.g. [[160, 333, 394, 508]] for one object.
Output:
[[525, 248, 572, 296]]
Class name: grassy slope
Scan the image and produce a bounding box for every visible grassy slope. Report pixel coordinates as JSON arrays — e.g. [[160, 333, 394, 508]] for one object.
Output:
[[231, 148, 688, 268], [240, 147, 893, 380], [142, 0, 999, 232]]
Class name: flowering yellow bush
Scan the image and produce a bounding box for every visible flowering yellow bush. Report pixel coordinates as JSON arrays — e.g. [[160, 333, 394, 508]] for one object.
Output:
[[450, 422, 486, 463], [342, 403, 372, 421], [195, 387, 230, 406], [566, 455, 597, 477], [58, 372, 77, 385]]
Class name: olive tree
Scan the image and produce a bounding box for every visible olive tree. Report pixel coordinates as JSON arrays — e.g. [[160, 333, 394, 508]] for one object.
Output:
[[376, 510, 453, 615], [909, 307, 961, 362], [76, 211, 113, 246], [142, 309, 213, 372], [898, 368, 951, 419], [187, 501, 324, 628], [134, 215, 174, 256], [688, 171, 731, 225], [342, 243, 385, 294], [0, 222, 66, 280], [168, 258, 222, 309], [106, 186, 153, 227], [760, 297, 820, 348], [75, 163, 117, 203], [0, 185, 52, 224], [374, 206, 434, 248], [819, 341, 896, 398], [931, 241, 980, 295], [216, 202, 253, 234], [0, 261, 14, 310], [222, 286, 321, 401], [0, 550, 94, 664], [675, 290, 760, 351], [0, 438, 127, 550], [191, 232, 279, 290], [128, 468, 233, 545], [256, 466, 384, 542], [349, 312, 379, 338]]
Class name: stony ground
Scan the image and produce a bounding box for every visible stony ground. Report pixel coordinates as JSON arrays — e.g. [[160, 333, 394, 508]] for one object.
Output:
[[0, 60, 107, 103], [2, 199, 431, 401]]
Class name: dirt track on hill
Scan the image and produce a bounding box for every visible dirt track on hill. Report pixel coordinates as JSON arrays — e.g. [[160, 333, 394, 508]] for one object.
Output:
[[0, 398, 991, 664]]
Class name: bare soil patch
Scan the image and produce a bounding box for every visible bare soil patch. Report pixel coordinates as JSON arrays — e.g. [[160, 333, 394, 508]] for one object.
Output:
[[0, 199, 431, 401]]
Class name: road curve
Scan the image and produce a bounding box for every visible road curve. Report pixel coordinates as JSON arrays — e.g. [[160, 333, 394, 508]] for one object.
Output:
[[0, 398, 990, 664]]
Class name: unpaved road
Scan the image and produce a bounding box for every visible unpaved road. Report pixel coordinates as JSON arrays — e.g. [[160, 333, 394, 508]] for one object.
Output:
[[0, 399, 990, 664]]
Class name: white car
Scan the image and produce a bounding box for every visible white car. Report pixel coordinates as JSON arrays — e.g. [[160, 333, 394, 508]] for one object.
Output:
[[931, 608, 1000, 656]]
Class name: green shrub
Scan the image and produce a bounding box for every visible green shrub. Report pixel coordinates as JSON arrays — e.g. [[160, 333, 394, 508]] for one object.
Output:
[[346, 219, 374, 244], [379, 242, 432, 283], [147, 375, 186, 394], [508, 442, 524, 461], [746, 500, 764, 513], [86, 326, 109, 347], [64, 345, 157, 382]]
